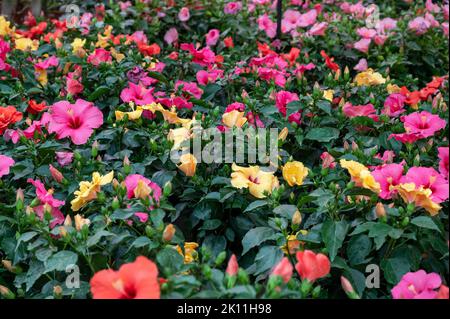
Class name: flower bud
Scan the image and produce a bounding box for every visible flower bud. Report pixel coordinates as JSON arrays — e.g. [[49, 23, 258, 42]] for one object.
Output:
[[375, 202, 386, 218], [163, 182, 172, 197], [278, 127, 289, 141], [341, 276, 354, 294], [74, 214, 90, 231], [64, 215, 72, 226], [162, 224, 176, 242], [59, 226, 68, 237], [123, 156, 131, 175], [343, 66, 350, 81], [16, 188, 24, 211], [91, 141, 99, 158], [225, 254, 239, 277], [214, 251, 227, 266], [2, 260, 15, 272], [49, 164, 64, 183], [292, 210, 302, 225], [111, 196, 120, 210], [53, 285, 63, 298], [112, 178, 120, 190], [0, 285, 15, 299]]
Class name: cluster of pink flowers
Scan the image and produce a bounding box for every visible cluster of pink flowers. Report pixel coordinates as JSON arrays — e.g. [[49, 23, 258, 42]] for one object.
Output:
[[392, 270, 448, 299], [389, 111, 447, 144]]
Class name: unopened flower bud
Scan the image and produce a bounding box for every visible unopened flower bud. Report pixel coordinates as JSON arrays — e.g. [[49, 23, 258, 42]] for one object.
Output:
[[226, 254, 239, 277], [111, 196, 120, 210], [343, 140, 350, 150], [163, 182, 172, 197], [351, 141, 358, 150], [2, 260, 14, 272], [341, 276, 354, 294], [59, 226, 68, 237], [162, 224, 176, 242], [292, 210, 302, 225], [64, 215, 72, 226], [341, 276, 360, 299], [112, 178, 120, 190], [375, 203, 386, 218], [49, 164, 64, 183], [0, 285, 15, 299], [215, 251, 227, 266], [278, 127, 289, 141], [92, 141, 99, 158], [53, 285, 63, 298], [123, 156, 131, 175], [16, 188, 24, 211]]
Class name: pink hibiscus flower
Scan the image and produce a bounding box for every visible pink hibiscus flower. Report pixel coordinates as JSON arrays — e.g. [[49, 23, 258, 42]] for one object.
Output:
[[401, 111, 447, 138], [0, 154, 14, 178], [27, 179, 65, 208], [257, 14, 277, 38], [124, 174, 162, 204], [354, 58, 368, 72], [354, 38, 371, 53], [87, 48, 112, 66], [275, 90, 299, 117], [47, 99, 103, 145], [371, 163, 404, 199], [401, 167, 449, 203], [178, 7, 190, 22], [320, 152, 336, 169], [120, 82, 155, 105], [205, 29, 220, 46], [34, 56, 59, 70], [55, 151, 74, 167], [175, 81, 203, 99], [392, 270, 442, 299], [164, 28, 178, 45], [180, 43, 216, 67], [342, 102, 379, 121], [438, 147, 449, 179], [382, 93, 406, 117], [224, 2, 242, 15]]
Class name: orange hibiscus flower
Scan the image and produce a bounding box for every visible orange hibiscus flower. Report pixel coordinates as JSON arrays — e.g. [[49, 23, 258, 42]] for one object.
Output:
[[90, 256, 160, 299], [0, 106, 22, 134]]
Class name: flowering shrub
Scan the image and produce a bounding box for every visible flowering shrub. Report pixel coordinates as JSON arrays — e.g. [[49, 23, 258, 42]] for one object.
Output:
[[0, 0, 448, 300]]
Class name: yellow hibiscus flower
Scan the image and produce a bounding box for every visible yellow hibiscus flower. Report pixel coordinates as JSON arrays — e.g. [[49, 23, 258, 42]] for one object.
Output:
[[71, 171, 114, 211], [231, 163, 279, 198], [354, 68, 386, 86], [176, 242, 199, 263], [340, 159, 380, 194], [282, 161, 309, 187]]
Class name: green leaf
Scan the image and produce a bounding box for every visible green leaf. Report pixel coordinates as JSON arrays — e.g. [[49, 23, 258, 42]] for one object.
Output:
[[243, 200, 268, 213], [411, 216, 440, 232], [381, 257, 411, 285], [273, 204, 298, 219], [347, 234, 372, 266], [130, 236, 157, 250], [242, 227, 276, 255], [316, 100, 332, 115], [202, 84, 222, 101], [201, 219, 222, 230], [252, 245, 283, 275], [147, 71, 169, 84], [322, 220, 349, 261], [45, 251, 78, 273], [305, 127, 340, 143], [156, 248, 184, 275], [87, 231, 114, 247], [25, 260, 45, 292], [88, 85, 110, 101]]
